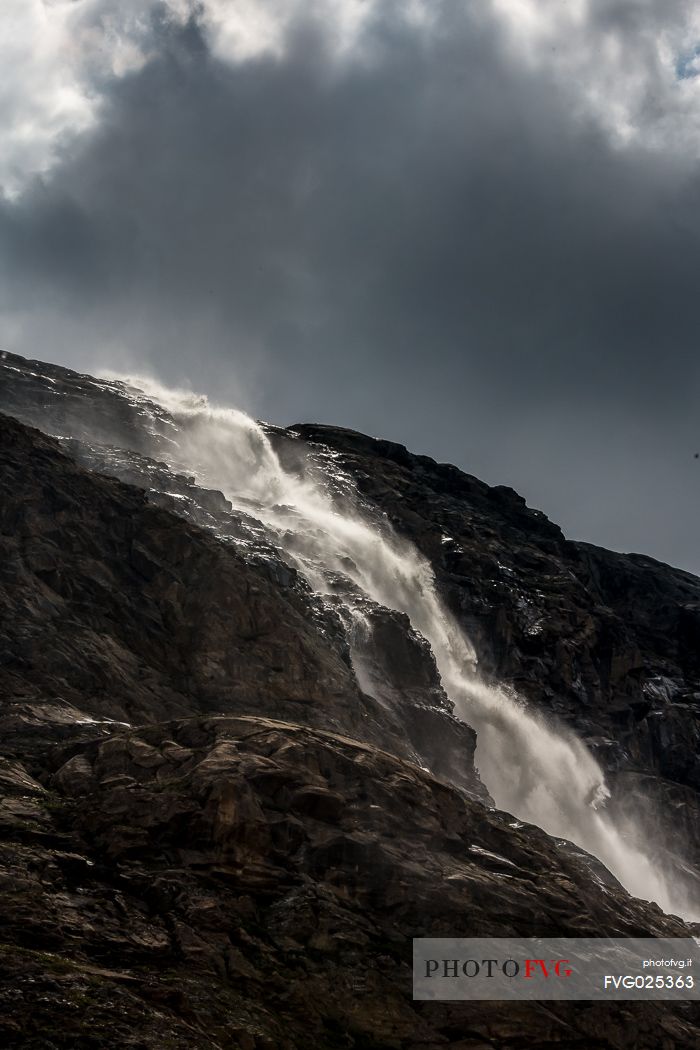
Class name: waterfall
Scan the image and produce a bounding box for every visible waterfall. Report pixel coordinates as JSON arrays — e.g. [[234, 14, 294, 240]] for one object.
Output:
[[107, 374, 698, 920]]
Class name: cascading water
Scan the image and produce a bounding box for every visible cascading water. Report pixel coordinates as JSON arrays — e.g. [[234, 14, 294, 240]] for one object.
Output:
[[109, 375, 698, 920]]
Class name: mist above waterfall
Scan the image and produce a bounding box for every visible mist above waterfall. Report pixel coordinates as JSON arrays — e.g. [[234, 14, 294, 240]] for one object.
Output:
[[99, 372, 699, 921]]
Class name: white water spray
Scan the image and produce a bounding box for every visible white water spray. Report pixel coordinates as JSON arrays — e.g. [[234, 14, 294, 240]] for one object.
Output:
[[110, 376, 698, 920]]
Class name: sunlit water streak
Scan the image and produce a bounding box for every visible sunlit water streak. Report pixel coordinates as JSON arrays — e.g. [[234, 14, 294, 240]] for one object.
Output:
[[106, 375, 698, 920]]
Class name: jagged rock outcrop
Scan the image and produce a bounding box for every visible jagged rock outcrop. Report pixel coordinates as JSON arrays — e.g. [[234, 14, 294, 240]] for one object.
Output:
[[334, 597, 486, 797]]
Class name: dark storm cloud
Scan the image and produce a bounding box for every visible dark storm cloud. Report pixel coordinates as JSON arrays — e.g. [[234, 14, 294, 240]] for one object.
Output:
[[1, 2, 699, 571]]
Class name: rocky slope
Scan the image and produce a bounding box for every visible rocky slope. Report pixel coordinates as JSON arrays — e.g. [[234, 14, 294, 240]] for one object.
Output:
[[0, 352, 699, 1047]]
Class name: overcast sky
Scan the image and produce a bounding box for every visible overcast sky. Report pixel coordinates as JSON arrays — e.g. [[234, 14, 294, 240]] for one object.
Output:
[[1, 1, 700, 572]]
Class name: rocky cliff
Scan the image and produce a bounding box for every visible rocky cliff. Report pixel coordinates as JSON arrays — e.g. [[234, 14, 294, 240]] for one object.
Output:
[[0, 351, 699, 1048]]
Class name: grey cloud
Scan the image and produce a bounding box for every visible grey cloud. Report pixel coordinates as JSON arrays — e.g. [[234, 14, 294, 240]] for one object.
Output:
[[1, 2, 699, 571]]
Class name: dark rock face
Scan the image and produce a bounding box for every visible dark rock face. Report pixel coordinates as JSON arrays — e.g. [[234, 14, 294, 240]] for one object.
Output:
[[0, 354, 699, 1046], [337, 598, 488, 800], [0, 415, 358, 732], [286, 424, 700, 873], [2, 685, 699, 1046]]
